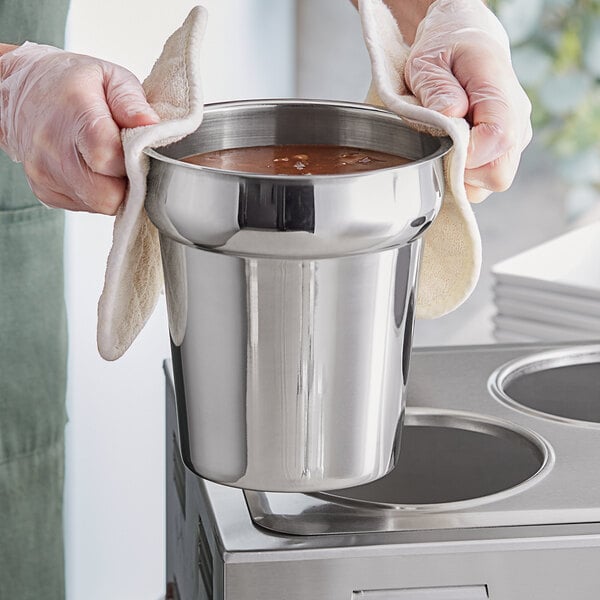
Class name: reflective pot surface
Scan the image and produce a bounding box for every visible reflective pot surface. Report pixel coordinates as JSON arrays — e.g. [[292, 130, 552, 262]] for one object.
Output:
[[145, 100, 451, 491]]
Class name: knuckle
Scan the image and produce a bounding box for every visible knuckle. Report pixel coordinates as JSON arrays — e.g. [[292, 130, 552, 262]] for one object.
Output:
[[31, 124, 56, 155], [28, 181, 56, 208], [63, 76, 96, 107], [22, 159, 52, 189], [104, 65, 147, 109], [22, 160, 42, 184], [494, 125, 517, 157]]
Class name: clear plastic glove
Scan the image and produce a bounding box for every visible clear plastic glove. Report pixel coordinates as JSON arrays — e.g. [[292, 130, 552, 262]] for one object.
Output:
[[0, 42, 159, 214], [404, 0, 532, 203]]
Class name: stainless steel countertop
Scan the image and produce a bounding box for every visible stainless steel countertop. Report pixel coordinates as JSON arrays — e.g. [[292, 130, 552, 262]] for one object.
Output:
[[170, 343, 600, 558]]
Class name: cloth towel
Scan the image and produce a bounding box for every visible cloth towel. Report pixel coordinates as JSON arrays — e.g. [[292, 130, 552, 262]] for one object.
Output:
[[359, 0, 482, 319], [97, 6, 207, 360]]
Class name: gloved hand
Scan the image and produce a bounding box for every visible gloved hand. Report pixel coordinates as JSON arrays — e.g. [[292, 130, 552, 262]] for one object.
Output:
[[403, 0, 532, 203], [0, 42, 159, 214]]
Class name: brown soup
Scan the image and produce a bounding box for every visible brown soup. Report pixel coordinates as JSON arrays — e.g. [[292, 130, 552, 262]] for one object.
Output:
[[181, 144, 411, 175]]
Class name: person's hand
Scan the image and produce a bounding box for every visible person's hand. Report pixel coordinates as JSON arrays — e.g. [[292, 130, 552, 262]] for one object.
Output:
[[403, 0, 532, 203], [0, 43, 159, 214]]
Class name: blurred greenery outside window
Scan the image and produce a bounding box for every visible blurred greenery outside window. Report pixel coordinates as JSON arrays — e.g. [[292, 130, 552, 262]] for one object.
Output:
[[489, 0, 600, 219]]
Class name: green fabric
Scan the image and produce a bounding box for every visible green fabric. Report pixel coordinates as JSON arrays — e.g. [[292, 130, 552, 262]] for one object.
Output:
[[0, 1, 70, 598], [0, 440, 65, 598], [0, 207, 68, 599]]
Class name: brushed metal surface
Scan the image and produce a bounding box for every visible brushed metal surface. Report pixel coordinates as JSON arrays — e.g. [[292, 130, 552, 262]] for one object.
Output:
[[242, 343, 600, 534], [147, 100, 450, 492], [489, 344, 600, 426], [164, 347, 600, 600], [353, 587, 488, 600], [317, 408, 552, 509]]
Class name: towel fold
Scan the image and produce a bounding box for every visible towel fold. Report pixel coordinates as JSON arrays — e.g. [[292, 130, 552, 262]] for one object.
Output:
[[97, 6, 207, 361], [359, 0, 482, 319]]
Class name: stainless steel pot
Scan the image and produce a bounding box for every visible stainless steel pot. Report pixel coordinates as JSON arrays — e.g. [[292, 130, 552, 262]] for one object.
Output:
[[145, 99, 451, 492]]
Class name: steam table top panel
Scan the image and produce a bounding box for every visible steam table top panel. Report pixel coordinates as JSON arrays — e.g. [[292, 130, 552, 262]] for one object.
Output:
[[242, 343, 600, 535], [166, 344, 600, 600]]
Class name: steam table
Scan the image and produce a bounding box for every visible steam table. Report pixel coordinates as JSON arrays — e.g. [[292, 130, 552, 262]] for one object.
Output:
[[165, 343, 600, 600]]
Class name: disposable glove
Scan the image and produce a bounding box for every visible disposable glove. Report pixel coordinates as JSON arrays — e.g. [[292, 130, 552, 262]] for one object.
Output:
[[0, 42, 159, 214], [404, 0, 532, 203]]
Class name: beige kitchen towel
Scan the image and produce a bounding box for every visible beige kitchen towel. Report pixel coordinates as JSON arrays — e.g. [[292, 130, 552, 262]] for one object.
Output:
[[97, 5, 208, 360], [359, 0, 481, 319]]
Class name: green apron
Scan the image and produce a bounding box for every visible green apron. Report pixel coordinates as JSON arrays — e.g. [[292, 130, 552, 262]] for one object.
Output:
[[0, 1, 70, 598]]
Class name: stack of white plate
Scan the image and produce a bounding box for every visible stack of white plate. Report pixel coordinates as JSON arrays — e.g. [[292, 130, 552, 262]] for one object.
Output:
[[492, 221, 600, 343]]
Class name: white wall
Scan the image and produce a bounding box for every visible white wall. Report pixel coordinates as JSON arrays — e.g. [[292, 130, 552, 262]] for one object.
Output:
[[64, 2, 295, 599], [296, 0, 371, 101]]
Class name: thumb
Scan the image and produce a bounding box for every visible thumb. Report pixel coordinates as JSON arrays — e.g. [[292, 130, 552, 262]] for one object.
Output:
[[405, 54, 469, 118], [103, 64, 159, 129]]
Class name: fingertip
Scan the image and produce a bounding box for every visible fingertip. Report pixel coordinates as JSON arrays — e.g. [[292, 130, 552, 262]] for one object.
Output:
[[122, 107, 160, 129], [466, 121, 514, 170], [438, 102, 468, 118], [420, 86, 470, 119], [425, 93, 469, 118], [465, 183, 492, 204], [113, 109, 159, 130]]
